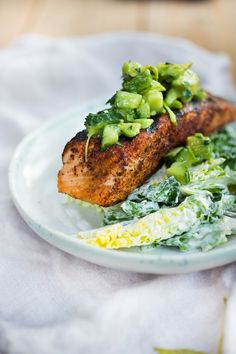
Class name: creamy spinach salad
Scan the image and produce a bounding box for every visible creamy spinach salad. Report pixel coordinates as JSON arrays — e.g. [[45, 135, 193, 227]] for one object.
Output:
[[77, 125, 236, 252]]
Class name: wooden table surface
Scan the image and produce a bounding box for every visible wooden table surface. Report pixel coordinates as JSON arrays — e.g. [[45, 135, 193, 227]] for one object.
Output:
[[0, 0, 235, 81]]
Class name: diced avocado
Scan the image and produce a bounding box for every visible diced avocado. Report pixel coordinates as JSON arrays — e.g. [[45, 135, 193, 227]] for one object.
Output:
[[120, 122, 141, 138], [194, 89, 207, 100], [157, 62, 192, 81], [116, 108, 137, 122], [122, 61, 141, 77], [115, 91, 142, 109], [136, 100, 150, 119], [170, 100, 183, 109], [165, 147, 198, 168], [176, 147, 199, 166], [135, 119, 153, 129], [172, 69, 200, 96], [87, 125, 102, 138], [150, 80, 166, 91], [167, 161, 190, 184], [165, 147, 184, 166], [144, 90, 163, 115], [101, 125, 120, 150], [141, 65, 159, 80], [165, 88, 180, 106], [187, 133, 213, 161]]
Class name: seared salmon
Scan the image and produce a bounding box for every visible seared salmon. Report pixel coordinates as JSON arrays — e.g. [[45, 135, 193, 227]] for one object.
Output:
[[58, 94, 236, 206]]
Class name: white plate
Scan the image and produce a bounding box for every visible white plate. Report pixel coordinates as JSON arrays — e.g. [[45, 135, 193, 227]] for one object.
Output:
[[9, 100, 236, 274]]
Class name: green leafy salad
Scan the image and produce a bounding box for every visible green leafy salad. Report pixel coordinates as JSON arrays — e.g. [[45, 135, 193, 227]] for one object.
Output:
[[84, 61, 205, 160], [78, 126, 236, 251]]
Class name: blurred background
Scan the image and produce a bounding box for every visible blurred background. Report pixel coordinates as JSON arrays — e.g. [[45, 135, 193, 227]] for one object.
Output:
[[0, 0, 235, 82]]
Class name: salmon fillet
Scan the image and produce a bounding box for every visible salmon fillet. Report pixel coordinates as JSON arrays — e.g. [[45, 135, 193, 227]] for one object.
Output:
[[58, 94, 236, 206]]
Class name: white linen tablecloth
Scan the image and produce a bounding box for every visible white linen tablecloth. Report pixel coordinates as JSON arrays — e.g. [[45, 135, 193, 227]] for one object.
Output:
[[0, 32, 236, 354]]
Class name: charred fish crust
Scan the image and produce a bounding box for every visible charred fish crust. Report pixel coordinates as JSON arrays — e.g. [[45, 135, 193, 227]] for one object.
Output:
[[63, 130, 86, 151], [58, 94, 236, 206], [75, 130, 87, 141], [175, 95, 206, 118], [146, 118, 159, 133]]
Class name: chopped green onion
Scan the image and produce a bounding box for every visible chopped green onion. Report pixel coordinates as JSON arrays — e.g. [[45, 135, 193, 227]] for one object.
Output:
[[163, 103, 177, 124], [119, 122, 141, 137], [144, 90, 163, 115]]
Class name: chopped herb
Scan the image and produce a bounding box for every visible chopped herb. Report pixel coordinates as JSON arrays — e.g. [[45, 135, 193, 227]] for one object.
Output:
[[122, 69, 152, 93], [85, 110, 123, 133]]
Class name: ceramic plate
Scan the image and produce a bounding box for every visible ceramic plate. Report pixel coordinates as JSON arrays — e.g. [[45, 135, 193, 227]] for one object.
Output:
[[9, 100, 236, 274]]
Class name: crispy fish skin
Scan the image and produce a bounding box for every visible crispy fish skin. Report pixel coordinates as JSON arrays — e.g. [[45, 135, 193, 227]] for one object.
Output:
[[58, 94, 236, 206]]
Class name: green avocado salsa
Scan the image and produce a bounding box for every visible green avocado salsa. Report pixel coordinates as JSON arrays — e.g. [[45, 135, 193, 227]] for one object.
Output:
[[166, 133, 213, 184], [84, 61, 206, 161]]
